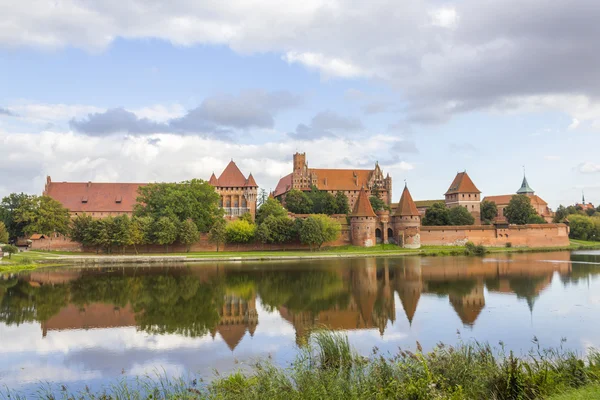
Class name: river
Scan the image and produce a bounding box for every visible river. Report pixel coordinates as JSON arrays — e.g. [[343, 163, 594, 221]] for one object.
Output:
[[1, 250, 599, 394]]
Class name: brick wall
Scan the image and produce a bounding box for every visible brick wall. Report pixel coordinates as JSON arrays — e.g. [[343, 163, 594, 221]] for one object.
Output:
[[420, 223, 569, 248]]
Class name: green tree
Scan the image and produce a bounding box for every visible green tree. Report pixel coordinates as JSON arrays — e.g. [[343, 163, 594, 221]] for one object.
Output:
[[14, 195, 71, 236], [113, 214, 133, 253], [208, 217, 227, 252], [448, 206, 475, 226], [320, 192, 338, 215], [225, 220, 256, 244], [334, 192, 350, 214], [0, 222, 9, 244], [1, 193, 35, 241], [422, 202, 450, 226], [568, 214, 596, 241], [480, 200, 498, 224], [257, 215, 296, 247], [179, 218, 200, 252], [585, 208, 597, 217], [92, 217, 116, 253], [256, 198, 288, 224], [369, 196, 386, 212], [285, 189, 313, 214], [1, 244, 18, 259], [299, 214, 341, 251], [155, 216, 178, 252], [135, 179, 222, 232], [239, 212, 254, 224], [553, 205, 568, 223], [70, 214, 94, 247], [504, 195, 537, 225], [132, 216, 154, 253], [527, 214, 547, 224]]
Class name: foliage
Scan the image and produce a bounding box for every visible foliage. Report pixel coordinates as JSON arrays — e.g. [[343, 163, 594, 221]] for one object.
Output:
[[285, 189, 313, 214], [504, 195, 538, 225], [422, 202, 450, 226], [155, 216, 178, 251], [369, 195, 386, 212], [527, 213, 548, 224], [0, 193, 34, 241], [334, 191, 350, 214], [256, 215, 297, 245], [0, 221, 8, 244], [299, 214, 341, 250], [554, 205, 569, 223], [208, 217, 227, 251], [256, 198, 287, 224], [257, 188, 269, 208], [13, 195, 71, 236], [1, 244, 18, 259], [239, 212, 254, 224], [134, 179, 222, 232], [179, 218, 201, 252], [448, 206, 475, 225], [480, 200, 498, 224], [225, 219, 256, 244], [464, 241, 487, 256], [568, 214, 600, 241], [113, 214, 133, 252]]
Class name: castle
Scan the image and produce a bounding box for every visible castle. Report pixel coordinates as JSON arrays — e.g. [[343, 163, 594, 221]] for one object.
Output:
[[43, 160, 258, 220], [273, 152, 392, 209]]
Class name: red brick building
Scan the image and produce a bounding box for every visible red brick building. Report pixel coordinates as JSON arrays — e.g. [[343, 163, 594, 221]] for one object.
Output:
[[43, 160, 258, 220], [273, 152, 392, 209]]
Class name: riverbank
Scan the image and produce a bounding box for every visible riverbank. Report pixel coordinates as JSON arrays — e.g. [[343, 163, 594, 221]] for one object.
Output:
[[5, 332, 599, 399], [3, 240, 599, 270]]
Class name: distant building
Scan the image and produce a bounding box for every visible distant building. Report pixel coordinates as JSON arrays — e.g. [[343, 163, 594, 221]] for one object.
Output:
[[43, 160, 258, 220], [482, 174, 554, 223], [574, 192, 595, 212], [273, 152, 392, 210], [444, 171, 482, 224]]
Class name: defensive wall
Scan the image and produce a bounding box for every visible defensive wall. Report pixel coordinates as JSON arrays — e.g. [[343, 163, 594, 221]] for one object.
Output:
[[29, 220, 570, 252], [419, 223, 570, 248]]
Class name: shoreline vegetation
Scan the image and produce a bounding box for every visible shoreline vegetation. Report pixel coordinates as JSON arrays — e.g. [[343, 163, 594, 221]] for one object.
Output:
[[1, 240, 599, 272], [4, 331, 600, 400]]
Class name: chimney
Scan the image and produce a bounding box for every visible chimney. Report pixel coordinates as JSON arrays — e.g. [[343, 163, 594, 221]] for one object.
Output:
[[87, 181, 92, 187]]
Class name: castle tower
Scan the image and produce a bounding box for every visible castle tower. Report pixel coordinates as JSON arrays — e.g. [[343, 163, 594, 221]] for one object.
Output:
[[393, 184, 421, 249], [445, 171, 481, 224], [350, 187, 377, 247]]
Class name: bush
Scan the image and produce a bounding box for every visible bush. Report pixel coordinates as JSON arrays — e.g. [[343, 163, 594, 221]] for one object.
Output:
[[505, 242, 512, 248], [465, 241, 487, 256], [225, 220, 256, 244]]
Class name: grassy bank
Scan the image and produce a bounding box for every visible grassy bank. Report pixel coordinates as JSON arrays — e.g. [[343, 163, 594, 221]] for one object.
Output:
[[5, 332, 599, 399]]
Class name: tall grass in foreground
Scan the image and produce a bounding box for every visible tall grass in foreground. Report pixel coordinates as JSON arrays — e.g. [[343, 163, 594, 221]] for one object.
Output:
[[3, 332, 600, 399]]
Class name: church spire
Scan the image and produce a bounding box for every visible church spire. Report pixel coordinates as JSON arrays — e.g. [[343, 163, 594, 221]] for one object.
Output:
[[582, 190, 586, 205], [516, 169, 535, 195]]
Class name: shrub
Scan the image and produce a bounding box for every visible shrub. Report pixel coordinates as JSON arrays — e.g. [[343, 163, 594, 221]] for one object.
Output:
[[465, 241, 487, 256], [505, 242, 512, 248], [225, 220, 256, 244]]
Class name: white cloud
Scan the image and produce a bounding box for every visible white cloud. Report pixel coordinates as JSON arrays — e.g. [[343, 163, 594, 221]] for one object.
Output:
[[430, 7, 458, 28], [578, 162, 600, 174], [568, 118, 580, 130], [283, 52, 368, 79]]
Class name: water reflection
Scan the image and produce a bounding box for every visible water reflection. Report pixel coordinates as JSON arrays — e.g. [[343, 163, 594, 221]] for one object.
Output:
[[1, 251, 599, 391]]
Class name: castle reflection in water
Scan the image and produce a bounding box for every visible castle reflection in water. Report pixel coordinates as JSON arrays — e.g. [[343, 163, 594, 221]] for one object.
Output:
[[1, 251, 596, 351]]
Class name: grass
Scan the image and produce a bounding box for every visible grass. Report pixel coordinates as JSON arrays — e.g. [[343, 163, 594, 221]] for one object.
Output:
[[3, 332, 600, 399]]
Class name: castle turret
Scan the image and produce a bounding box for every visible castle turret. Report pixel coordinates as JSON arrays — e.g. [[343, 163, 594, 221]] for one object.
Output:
[[445, 171, 481, 224], [350, 187, 377, 247], [393, 184, 421, 249]]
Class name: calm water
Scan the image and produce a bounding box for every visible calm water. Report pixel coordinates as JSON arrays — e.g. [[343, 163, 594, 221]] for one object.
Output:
[[1, 251, 599, 394]]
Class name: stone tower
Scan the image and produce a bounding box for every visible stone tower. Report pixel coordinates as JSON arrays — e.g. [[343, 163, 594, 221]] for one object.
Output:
[[350, 187, 377, 247], [444, 171, 481, 224], [393, 184, 421, 249]]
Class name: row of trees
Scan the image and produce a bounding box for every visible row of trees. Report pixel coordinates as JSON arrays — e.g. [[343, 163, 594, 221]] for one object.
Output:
[[554, 203, 600, 222], [422, 202, 476, 226], [209, 199, 341, 251], [284, 188, 350, 215], [567, 214, 600, 241]]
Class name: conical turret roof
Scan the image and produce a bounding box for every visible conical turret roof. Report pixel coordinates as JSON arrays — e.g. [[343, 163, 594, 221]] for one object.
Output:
[[245, 173, 258, 187], [352, 187, 376, 217], [516, 175, 534, 195], [208, 173, 218, 186], [395, 184, 420, 216], [217, 160, 248, 187], [445, 172, 480, 195]]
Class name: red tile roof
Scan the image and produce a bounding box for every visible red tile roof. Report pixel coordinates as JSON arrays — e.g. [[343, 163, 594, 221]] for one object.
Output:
[[245, 173, 258, 187], [445, 172, 480, 195], [395, 185, 420, 216], [352, 187, 376, 217], [273, 173, 292, 197], [209, 173, 218, 185], [483, 194, 548, 207], [216, 160, 248, 187], [310, 168, 373, 191], [44, 179, 145, 213]]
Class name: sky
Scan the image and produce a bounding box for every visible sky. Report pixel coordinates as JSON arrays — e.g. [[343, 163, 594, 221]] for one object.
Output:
[[1, 0, 599, 208]]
